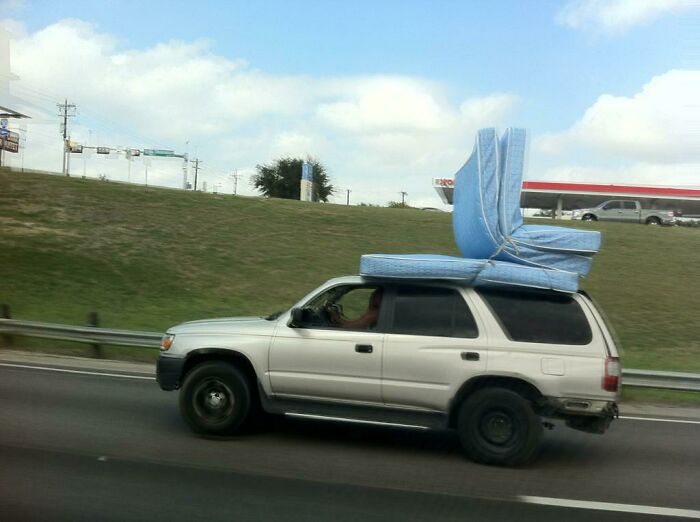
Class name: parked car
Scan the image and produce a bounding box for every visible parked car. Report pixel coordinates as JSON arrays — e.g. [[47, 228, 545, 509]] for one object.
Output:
[[157, 276, 621, 466], [572, 200, 675, 225]]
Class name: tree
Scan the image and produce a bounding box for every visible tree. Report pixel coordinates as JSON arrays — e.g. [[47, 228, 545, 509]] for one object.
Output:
[[387, 201, 412, 208], [252, 157, 334, 202]]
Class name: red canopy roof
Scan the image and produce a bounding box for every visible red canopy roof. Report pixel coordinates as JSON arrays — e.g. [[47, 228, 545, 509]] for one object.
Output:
[[522, 181, 700, 200]]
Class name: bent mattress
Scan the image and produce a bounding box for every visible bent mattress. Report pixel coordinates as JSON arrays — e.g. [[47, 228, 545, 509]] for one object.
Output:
[[359, 127, 602, 293]]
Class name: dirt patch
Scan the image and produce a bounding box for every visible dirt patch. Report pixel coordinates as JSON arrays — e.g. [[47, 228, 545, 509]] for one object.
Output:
[[0, 216, 77, 238]]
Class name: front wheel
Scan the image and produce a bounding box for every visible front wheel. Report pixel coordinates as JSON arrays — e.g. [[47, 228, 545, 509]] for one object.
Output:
[[179, 362, 251, 435], [582, 214, 596, 221], [457, 388, 543, 466]]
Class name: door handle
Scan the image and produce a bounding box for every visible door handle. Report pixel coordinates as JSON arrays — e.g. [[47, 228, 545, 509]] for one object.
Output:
[[461, 352, 480, 361], [355, 344, 373, 353]]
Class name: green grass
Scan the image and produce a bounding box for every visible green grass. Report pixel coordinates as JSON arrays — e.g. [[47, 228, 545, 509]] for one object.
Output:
[[1, 167, 699, 377]]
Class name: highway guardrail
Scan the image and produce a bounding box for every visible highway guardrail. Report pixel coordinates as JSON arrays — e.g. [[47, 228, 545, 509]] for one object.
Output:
[[1, 318, 698, 391], [0, 318, 162, 348]]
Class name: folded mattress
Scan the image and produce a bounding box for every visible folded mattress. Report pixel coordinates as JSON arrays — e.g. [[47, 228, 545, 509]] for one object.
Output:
[[359, 127, 601, 293]]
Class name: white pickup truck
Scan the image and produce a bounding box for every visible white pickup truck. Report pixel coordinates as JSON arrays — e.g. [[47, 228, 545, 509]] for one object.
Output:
[[574, 200, 676, 225], [157, 276, 621, 466]]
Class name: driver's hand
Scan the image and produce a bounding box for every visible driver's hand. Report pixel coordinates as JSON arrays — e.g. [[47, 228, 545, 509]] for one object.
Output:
[[329, 308, 340, 323]]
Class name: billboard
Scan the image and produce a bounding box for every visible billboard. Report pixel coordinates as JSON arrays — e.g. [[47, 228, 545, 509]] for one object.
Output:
[[300, 162, 313, 202], [0, 131, 19, 153]]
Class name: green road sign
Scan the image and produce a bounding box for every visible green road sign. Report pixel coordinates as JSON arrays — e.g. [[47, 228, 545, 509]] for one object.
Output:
[[143, 149, 175, 157]]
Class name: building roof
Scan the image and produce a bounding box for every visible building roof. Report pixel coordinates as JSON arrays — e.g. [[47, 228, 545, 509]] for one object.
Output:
[[433, 178, 700, 215]]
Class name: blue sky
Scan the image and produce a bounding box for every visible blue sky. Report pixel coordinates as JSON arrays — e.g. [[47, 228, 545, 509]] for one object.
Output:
[[22, 0, 688, 128], [1, 0, 697, 205]]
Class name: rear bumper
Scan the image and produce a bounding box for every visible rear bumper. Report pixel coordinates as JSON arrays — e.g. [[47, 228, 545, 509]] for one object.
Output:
[[542, 397, 619, 434], [156, 354, 185, 391]]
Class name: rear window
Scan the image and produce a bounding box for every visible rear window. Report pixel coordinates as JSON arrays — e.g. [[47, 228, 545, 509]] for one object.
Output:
[[477, 287, 592, 345]]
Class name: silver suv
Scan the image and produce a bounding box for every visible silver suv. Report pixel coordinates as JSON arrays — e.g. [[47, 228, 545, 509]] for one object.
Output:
[[157, 276, 621, 466]]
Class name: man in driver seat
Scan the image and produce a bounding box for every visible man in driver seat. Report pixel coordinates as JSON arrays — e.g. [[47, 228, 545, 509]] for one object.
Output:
[[329, 288, 383, 329]]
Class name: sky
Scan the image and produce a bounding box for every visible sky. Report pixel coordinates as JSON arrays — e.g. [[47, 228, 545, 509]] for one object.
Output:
[[0, 0, 697, 208]]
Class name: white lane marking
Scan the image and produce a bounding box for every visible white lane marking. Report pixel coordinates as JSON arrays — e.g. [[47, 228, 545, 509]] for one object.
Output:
[[284, 412, 430, 430], [519, 496, 700, 519], [0, 362, 155, 380], [620, 415, 700, 425]]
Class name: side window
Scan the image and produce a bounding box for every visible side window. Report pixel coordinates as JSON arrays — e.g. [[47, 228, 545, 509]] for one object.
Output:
[[477, 287, 592, 345], [602, 201, 620, 210], [622, 201, 637, 210], [301, 285, 383, 330], [390, 286, 478, 338]]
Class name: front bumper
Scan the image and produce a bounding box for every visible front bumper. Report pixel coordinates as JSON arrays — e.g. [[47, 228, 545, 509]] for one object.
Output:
[[156, 354, 185, 391]]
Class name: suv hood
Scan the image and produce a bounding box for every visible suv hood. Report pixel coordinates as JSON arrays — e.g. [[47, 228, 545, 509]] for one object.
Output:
[[168, 316, 275, 335]]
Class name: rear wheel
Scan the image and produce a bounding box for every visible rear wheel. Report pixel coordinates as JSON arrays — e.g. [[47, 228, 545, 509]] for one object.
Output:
[[179, 362, 251, 435], [457, 388, 542, 466], [646, 217, 661, 225]]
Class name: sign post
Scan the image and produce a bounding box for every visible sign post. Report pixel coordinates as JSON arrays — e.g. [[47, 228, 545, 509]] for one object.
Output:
[[300, 162, 314, 202]]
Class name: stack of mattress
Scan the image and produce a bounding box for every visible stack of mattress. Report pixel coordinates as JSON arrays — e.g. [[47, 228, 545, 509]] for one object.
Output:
[[360, 128, 601, 292]]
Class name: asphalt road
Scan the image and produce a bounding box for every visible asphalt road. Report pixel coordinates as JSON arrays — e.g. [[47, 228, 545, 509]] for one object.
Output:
[[0, 359, 699, 521]]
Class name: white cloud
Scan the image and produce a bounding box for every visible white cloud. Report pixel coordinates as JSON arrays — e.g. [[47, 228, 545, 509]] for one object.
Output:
[[556, 0, 696, 33], [536, 69, 700, 164], [1, 19, 520, 207], [460, 94, 520, 124], [316, 77, 447, 132]]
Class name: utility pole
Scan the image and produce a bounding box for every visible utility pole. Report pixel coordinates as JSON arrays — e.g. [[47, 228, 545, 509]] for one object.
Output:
[[346, 189, 351, 206], [57, 99, 77, 176], [190, 158, 202, 190], [229, 170, 240, 195], [399, 191, 407, 205]]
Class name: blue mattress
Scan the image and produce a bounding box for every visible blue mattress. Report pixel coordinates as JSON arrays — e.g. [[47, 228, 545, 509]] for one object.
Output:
[[360, 127, 601, 293], [453, 127, 600, 276], [360, 254, 579, 293]]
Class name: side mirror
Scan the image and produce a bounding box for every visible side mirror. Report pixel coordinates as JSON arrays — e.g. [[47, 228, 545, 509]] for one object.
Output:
[[289, 307, 305, 327]]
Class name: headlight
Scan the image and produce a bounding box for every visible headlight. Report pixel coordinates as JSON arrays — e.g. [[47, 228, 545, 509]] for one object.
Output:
[[161, 334, 175, 351]]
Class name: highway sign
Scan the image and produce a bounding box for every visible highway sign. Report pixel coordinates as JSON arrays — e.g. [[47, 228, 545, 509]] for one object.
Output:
[[96, 147, 110, 154], [143, 149, 175, 157]]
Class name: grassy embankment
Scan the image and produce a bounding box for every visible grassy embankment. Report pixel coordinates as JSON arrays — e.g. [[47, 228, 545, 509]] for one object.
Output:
[[1, 168, 698, 402]]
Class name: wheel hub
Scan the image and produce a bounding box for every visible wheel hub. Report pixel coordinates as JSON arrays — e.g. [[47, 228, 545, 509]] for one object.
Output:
[[206, 390, 227, 410], [192, 377, 235, 422], [481, 412, 515, 445]]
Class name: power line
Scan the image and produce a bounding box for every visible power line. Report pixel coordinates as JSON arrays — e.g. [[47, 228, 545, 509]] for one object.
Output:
[[229, 170, 240, 195], [57, 99, 77, 176], [346, 189, 351, 206], [190, 158, 202, 191], [399, 191, 407, 205]]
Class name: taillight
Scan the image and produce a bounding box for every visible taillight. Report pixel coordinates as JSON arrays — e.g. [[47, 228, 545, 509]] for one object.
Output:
[[603, 356, 621, 392]]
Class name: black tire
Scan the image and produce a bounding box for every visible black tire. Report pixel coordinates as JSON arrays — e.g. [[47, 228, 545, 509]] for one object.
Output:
[[582, 214, 596, 221], [646, 217, 660, 225], [457, 388, 542, 466], [179, 362, 251, 436]]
